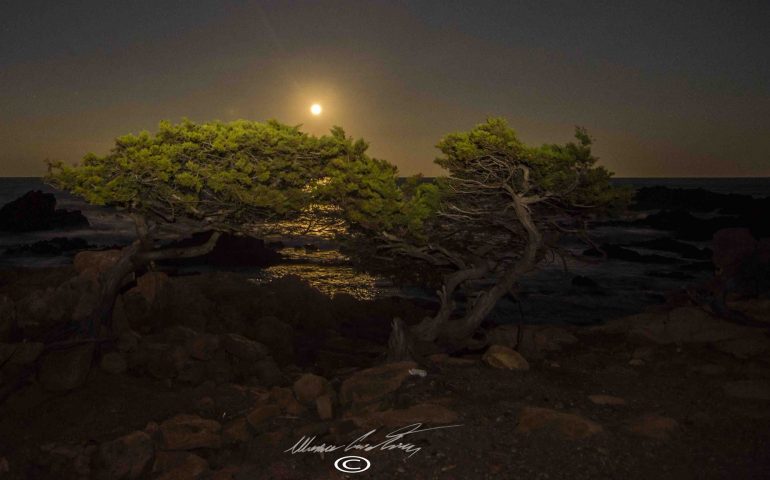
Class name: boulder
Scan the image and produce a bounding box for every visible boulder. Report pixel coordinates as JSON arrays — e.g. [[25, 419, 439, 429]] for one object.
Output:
[[98, 431, 154, 479], [339, 361, 416, 406], [38, 344, 94, 391], [252, 316, 294, 364], [516, 407, 602, 440], [73, 249, 123, 276], [715, 336, 770, 359], [253, 357, 285, 386], [270, 387, 306, 415], [292, 373, 332, 404], [315, 394, 334, 420], [246, 405, 281, 428], [222, 418, 251, 444], [159, 414, 222, 450], [129, 272, 169, 303], [186, 334, 221, 361], [482, 345, 529, 370], [222, 334, 269, 361], [153, 452, 208, 480], [0, 190, 89, 232], [100, 352, 127, 374]]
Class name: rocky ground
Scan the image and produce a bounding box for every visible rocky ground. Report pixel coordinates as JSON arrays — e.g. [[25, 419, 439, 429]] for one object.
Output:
[[0, 251, 769, 479]]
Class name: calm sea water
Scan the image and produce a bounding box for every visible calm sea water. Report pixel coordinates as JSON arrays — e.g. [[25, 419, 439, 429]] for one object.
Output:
[[1, 176, 764, 324]]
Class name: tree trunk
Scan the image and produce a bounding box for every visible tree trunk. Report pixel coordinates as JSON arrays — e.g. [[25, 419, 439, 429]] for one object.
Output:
[[441, 195, 542, 344], [86, 230, 223, 336]]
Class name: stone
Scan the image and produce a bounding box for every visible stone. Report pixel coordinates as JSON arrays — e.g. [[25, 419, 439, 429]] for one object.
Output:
[[516, 407, 603, 440], [339, 361, 417, 406], [222, 418, 251, 444], [292, 373, 331, 404], [254, 357, 285, 386], [147, 345, 188, 379], [0, 190, 88, 232], [221, 334, 269, 361], [38, 344, 94, 391], [253, 316, 294, 364], [628, 358, 644, 366], [0, 341, 44, 365], [246, 404, 281, 428], [723, 380, 770, 401], [100, 352, 127, 374], [154, 452, 208, 480], [130, 271, 169, 303], [116, 330, 141, 353], [159, 414, 222, 450], [270, 387, 306, 415], [588, 394, 626, 406], [73, 249, 122, 276], [186, 334, 220, 361], [482, 345, 529, 370], [350, 403, 459, 429], [627, 414, 679, 439], [98, 430, 154, 479], [316, 394, 333, 420]]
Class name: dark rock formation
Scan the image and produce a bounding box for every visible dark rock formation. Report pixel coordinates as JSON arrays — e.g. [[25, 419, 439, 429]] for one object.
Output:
[[628, 237, 711, 260], [583, 244, 678, 264], [4, 237, 92, 256], [0, 190, 89, 232], [159, 232, 280, 268]]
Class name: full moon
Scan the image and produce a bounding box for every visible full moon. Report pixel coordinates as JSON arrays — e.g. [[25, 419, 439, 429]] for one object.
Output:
[[310, 103, 322, 116]]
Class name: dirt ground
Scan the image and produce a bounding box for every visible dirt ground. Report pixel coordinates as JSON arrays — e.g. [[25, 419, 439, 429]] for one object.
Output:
[[1, 327, 768, 479]]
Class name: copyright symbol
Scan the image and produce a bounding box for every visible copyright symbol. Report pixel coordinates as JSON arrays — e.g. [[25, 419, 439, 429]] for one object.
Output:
[[333, 455, 371, 473]]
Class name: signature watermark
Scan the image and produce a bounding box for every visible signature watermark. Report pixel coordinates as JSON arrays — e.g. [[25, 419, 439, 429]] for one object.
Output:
[[285, 422, 463, 472]]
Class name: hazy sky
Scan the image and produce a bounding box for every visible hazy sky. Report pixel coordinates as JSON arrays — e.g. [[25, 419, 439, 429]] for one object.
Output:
[[1, 0, 768, 177]]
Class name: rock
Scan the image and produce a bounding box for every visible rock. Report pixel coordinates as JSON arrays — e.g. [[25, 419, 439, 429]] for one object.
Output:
[[186, 334, 220, 361], [588, 394, 626, 406], [723, 380, 770, 400], [597, 307, 759, 345], [516, 407, 603, 440], [3, 237, 92, 256], [628, 358, 644, 366], [339, 361, 417, 406], [252, 316, 294, 364], [0, 190, 89, 232], [292, 373, 332, 404], [98, 431, 154, 479], [246, 405, 281, 428], [116, 330, 141, 353], [627, 414, 679, 439], [0, 342, 44, 365], [222, 334, 269, 361], [154, 452, 208, 480], [712, 228, 757, 274], [73, 249, 123, 276], [254, 358, 285, 386], [147, 345, 188, 379], [488, 325, 577, 360], [583, 243, 679, 264], [159, 414, 222, 450], [38, 344, 94, 391], [270, 387, 306, 415], [482, 345, 529, 370], [350, 403, 459, 429], [316, 394, 333, 420], [222, 418, 251, 444], [100, 352, 127, 374], [129, 272, 169, 303]]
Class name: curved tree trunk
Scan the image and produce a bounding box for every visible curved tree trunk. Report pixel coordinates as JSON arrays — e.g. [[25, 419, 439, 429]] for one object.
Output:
[[86, 230, 223, 336], [441, 194, 542, 344]]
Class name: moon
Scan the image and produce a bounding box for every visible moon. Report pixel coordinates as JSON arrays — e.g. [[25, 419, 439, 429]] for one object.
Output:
[[310, 103, 322, 116]]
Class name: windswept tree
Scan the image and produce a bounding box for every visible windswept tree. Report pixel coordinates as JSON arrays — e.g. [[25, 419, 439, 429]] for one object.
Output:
[[339, 118, 629, 353], [46, 119, 367, 335]]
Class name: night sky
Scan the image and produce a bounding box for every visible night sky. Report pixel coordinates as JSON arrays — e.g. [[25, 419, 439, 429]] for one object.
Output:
[[1, 1, 768, 177]]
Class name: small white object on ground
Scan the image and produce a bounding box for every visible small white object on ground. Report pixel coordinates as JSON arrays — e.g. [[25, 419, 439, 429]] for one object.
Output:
[[408, 368, 427, 377]]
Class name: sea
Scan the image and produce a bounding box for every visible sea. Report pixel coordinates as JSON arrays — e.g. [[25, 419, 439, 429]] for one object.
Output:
[[1, 176, 768, 325]]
